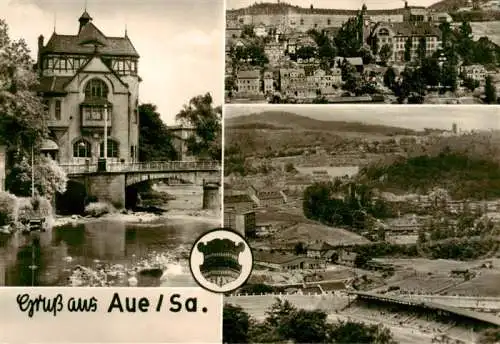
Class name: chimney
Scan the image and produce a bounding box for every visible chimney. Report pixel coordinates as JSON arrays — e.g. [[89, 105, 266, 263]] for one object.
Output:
[[37, 35, 44, 73]]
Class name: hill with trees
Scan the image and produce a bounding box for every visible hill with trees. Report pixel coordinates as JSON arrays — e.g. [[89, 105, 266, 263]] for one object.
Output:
[[360, 149, 500, 199], [226, 112, 417, 136]]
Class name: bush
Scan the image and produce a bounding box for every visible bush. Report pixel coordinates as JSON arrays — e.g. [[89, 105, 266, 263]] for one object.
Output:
[[17, 196, 53, 224], [0, 192, 19, 226], [6, 156, 67, 200], [84, 202, 115, 217]]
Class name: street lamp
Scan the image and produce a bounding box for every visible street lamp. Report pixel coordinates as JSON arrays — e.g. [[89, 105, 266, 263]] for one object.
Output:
[[103, 104, 108, 161], [98, 104, 108, 172]]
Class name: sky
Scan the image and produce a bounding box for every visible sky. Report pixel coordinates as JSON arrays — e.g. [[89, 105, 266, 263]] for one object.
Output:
[[1, 0, 224, 125], [225, 105, 500, 132], [226, 0, 440, 10]]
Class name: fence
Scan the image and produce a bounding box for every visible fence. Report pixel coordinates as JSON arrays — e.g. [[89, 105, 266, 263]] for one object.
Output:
[[59, 160, 220, 175]]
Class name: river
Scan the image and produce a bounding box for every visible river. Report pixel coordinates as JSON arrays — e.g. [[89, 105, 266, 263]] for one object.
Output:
[[0, 184, 220, 287]]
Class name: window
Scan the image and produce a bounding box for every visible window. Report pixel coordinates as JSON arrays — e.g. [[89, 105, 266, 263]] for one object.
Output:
[[133, 109, 138, 123], [73, 139, 91, 158], [100, 139, 119, 158], [55, 100, 61, 120], [130, 145, 134, 159], [379, 28, 390, 36], [84, 78, 108, 100], [327, 19, 331, 25], [43, 99, 50, 114]]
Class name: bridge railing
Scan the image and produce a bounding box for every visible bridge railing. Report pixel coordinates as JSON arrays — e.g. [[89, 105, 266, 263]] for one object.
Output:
[[59, 160, 220, 175]]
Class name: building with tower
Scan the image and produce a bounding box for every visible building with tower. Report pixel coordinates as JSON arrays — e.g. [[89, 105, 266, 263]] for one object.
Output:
[[36, 11, 140, 165]]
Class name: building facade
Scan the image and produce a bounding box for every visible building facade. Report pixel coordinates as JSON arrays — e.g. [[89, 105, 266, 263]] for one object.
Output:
[[36, 11, 140, 165], [236, 70, 261, 94], [169, 125, 196, 161]]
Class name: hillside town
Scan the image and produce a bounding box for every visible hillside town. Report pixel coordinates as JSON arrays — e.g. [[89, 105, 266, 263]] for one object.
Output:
[[223, 107, 500, 343], [225, 1, 500, 104]]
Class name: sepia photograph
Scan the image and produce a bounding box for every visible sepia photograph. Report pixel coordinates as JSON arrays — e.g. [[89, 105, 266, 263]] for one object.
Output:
[[223, 105, 500, 344], [225, 0, 500, 105], [0, 0, 223, 287]]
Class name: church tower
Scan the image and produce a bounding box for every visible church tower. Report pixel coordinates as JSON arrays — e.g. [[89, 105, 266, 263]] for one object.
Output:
[[359, 3, 371, 48]]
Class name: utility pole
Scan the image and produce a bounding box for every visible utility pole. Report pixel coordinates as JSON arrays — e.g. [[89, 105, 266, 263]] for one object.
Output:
[[104, 105, 108, 161], [31, 145, 35, 199]]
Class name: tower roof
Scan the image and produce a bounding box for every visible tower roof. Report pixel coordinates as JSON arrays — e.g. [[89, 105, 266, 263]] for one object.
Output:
[[78, 22, 107, 46], [79, 10, 92, 21]]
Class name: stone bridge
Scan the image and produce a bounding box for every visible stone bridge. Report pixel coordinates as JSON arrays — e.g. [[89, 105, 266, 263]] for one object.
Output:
[[59, 160, 221, 208]]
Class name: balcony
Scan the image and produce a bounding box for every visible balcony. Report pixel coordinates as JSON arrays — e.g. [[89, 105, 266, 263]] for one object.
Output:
[[80, 103, 112, 129]]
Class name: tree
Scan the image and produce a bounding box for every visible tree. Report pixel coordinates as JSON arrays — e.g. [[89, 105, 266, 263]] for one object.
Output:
[[404, 37, 412, 62], [335, 16, 363, 57], [330, 320, 397, 344], [6, 155, 67, 200], [223, 304, 251, 344], [138, 104, 178, 162], [484, 75, 497, 104], [176, 93, 222, 160], [383, 67, 397, 90], [439, 22, 454, 49], [421, 57, 441, 86], [0, 19, 47, 155], [296, 46, 317, 60], [241, 25, 255, 38], [417, 37, 427, 63], [462, 76, 480, 91], [379, 44, 392, 66], [246, 43, 269, 66]]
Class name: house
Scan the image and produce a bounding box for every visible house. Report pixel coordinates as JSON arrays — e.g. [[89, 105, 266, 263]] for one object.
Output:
[[225, 210, 256, 237], [306, 241, 334, 258], [263, 71, 275, 94], [36, 10, 140, 165], [169, 125, 196, 161], [429, 12, 452, 23], [461, 64, 487, 83], [338, 250, 358, 267], [368, 22, 442, 62], [224, 194, 255, 213], [247, 186, 287, 207], [236, 211, 256, 237], [236, 70, 261, 95], [253, 23, 268, 37], [334, 57, 364, 73], [264, 42, 284, 65], [253, 251, 325, 271]]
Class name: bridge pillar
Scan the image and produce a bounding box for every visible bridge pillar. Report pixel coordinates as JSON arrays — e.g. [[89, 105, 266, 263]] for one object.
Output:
[[203, 182, 221, 211], [87, 174, 126, 209]]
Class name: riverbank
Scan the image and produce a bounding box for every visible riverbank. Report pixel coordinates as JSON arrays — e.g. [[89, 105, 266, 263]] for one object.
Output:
[[53, 208, 221, 228]]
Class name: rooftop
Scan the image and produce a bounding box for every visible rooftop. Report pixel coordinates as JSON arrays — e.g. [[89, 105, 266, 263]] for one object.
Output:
[[224, 194, 254, 204], [41, 11, 139, 57]]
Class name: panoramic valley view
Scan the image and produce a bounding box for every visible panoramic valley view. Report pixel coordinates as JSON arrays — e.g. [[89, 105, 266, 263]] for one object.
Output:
[[225, 0, 500, 104], [223, 105, 500, 344]]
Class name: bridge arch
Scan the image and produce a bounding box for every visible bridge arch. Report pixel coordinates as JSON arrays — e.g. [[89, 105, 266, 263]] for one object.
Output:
[[55, 179, 88, 215]]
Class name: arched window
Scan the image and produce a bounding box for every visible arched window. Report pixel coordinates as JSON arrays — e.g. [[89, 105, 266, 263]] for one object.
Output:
[[73, 139, 91, 158], [84, 78, 108, 100], [100, 139, 119, 158]]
